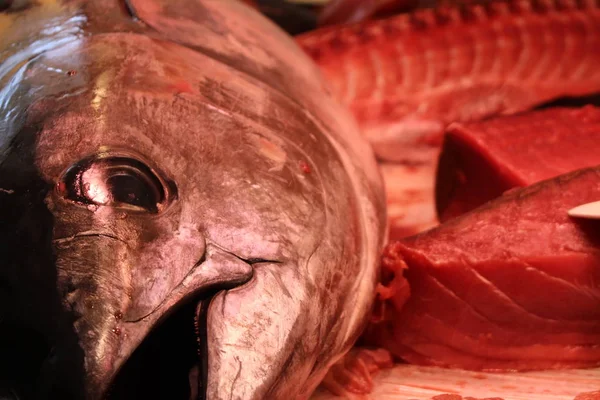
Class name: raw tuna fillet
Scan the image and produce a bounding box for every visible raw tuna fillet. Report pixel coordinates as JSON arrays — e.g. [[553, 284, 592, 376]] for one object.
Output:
[[575, 391, 600, 400], [364, 166, 600, 371], [297, 0, 600, 164], [437, 106, 600, 222]]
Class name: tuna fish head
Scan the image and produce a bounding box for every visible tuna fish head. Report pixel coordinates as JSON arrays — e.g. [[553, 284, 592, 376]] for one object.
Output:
[[0, 1, 386, 399]]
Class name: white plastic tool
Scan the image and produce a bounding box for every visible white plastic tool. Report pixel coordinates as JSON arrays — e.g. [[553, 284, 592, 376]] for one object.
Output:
[[568, 201, 600, 219]]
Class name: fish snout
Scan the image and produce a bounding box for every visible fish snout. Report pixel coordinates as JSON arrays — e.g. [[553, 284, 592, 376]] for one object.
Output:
[[66, 244, 256, 400]]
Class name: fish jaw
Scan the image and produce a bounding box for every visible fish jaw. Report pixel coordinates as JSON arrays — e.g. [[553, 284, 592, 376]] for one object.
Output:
[[74, 256, 372, 400], [205, 266, 317, 400], [59, 245, 255, 400], [204, 261, 375, 400]]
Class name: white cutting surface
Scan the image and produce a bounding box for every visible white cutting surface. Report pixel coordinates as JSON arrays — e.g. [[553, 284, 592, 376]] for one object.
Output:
[[311, 364, 600, 399]]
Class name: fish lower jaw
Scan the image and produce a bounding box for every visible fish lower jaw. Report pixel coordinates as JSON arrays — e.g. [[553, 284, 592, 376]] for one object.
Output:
[[105, 295, 211, 400]]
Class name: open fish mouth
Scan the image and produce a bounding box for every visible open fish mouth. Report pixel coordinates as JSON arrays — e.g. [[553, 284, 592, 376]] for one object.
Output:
[[1, 318, 55, 400], [106, 295, 212, 400]]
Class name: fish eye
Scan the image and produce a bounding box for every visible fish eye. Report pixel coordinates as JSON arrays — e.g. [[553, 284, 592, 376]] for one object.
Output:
[[58, 154, 174, 213]]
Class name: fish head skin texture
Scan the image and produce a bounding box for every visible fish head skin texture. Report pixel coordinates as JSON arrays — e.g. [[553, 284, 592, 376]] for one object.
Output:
[[0, 1, 386, 399]]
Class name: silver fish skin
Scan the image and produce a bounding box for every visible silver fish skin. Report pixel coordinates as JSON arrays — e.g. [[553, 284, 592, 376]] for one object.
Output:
[[0, 1, 386, 399]]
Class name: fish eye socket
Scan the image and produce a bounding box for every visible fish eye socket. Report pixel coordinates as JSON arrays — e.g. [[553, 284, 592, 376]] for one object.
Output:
[[58, 155, 172, 213]]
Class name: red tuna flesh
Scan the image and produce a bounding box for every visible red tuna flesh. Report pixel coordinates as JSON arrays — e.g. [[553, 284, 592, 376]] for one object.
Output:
[[297, 0, 600, 163], [437, 106, 600, 222], [365, 166, 600, 371], [575, 391, 600, 400]]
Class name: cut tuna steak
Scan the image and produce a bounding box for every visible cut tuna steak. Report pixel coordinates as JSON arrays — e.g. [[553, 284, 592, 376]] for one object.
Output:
[[365, 166, 600, 371], [575, 391, 600, 400], [437, 106, 600, 222]]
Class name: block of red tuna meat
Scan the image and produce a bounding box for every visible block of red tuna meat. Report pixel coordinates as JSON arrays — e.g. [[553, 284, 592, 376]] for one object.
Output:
[[364, 166, 600, 371], [574, 391, 600, 400], [436, 106, 600, 222]]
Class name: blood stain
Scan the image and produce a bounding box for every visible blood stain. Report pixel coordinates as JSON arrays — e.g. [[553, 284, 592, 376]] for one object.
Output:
[[300, 161, 311, 174]]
